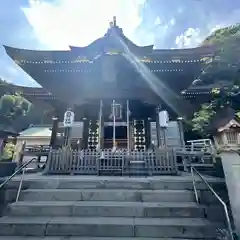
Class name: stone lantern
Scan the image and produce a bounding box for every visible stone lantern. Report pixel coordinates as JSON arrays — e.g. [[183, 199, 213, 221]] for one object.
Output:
[[211, 111, 240, 237], [213, 118, 240, 151]]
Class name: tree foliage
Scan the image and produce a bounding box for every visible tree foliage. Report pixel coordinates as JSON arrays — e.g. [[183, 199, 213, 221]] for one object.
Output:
[[191, 24, 240, 135], [0, 93, 32, 121], [192, 103, 216, 135], [202, 24, 240, 46], [200, 24, 240, 85], [1, 142, 15, 161]]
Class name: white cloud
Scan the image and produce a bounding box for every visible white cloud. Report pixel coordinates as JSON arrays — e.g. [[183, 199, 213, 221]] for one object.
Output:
[[170, 18, 175, 26], [176, 28, 202, 48], [154, 16, 161, 26], [22, 0, 146, 50]]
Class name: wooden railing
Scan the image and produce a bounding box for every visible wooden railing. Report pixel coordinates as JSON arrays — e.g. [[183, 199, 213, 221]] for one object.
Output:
[[186, 139, 215, 153], [44, 148, 178, 176]]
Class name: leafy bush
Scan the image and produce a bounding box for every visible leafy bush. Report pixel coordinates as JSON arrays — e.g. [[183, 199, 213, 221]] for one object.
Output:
[[1, 142, 15, 161], [0, 93, 31, 120]]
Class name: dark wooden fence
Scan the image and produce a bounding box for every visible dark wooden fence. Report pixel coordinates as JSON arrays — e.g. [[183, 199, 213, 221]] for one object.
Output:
[[44, 148, 179, 176]]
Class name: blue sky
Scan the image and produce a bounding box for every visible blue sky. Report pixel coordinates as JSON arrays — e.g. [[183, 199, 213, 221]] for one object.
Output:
[[0, 0, 239, 87]]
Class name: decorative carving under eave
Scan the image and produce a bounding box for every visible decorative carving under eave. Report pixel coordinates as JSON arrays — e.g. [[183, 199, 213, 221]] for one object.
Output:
[[139, 57, 152, 63], [217, 119, 240, 132]]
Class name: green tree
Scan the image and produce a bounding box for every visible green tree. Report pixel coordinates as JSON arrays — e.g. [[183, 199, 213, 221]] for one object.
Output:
[[0, 93, 32, 121], [191, 24, 240, 135], [200, 24, 240, 85], [1, 142, 15, 160], [192, 103, 216, 135]]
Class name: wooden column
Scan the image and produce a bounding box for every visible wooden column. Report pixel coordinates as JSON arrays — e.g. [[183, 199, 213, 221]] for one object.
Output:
[[156, 106, 161, 147], [112, 100, 116, 149], [98, 100, 104, 149], [126, 100, 130, 152], [82, 118, 89, 149], [50, 117, 59, 149], [144, 118, 150, 149], [63, 106, 74, 148], [0, 136, 4, 159]]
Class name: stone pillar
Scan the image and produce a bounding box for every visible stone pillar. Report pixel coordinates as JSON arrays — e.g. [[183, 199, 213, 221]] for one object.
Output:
[[213, 127, 240, 237], [177, 117, 185, 147], [219, 151, 240, 236]]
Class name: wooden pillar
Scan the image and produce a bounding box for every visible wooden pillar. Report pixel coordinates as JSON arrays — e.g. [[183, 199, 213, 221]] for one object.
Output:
[[0, 136, 4, 159], [82, 118, 89, 149], [129, 122, 134, 150], [49, 117, 59, 149], [144, 118, 150, 149], [63, 106, 75, 148], [156, 105, 161, 147], [112, 100, 116, 149], [98, 100, 104, 149], [126, 100, 130, 152], [63, 127, 70, 147]]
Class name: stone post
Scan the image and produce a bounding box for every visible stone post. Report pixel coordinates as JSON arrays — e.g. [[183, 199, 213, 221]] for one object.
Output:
[[213, 120, 240, 237], [219, 151, 240, 237], [177, 117, 185, 147]]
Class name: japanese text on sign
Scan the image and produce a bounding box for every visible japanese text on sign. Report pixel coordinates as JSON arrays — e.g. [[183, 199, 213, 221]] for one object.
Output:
[[63, 111, 75, 127]]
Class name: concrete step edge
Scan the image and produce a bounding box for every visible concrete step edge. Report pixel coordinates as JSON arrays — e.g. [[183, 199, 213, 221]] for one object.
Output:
[[0, 216, 223, 226], [10, 201, 200, 208], [0, 237, 211, 240], [22, 189, 193, 193]]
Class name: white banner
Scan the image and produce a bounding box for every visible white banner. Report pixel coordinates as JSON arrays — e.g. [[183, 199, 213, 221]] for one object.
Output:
[[159, 110, 169, 127], [63, 110, 75, 127]]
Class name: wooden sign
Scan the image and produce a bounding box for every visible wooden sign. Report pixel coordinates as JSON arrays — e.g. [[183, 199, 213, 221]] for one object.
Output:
[[63, 110, 75, 127]]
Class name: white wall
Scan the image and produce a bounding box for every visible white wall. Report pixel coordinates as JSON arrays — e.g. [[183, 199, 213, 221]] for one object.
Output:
[[22, 138, 50, 146], [13, 138, 50, 163], [150, 121, 181, 147]]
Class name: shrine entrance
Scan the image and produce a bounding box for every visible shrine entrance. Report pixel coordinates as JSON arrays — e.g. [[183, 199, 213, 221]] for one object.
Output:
[[104, 123, 127, 149]]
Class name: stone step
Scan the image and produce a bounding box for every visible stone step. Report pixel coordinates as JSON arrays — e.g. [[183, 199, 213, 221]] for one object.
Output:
[[0, 237, 212, 240], [7, 201, 205, 218], [0, 216, 222, 238], [26, 178, 225, 190], [19, 189, 195, 202]]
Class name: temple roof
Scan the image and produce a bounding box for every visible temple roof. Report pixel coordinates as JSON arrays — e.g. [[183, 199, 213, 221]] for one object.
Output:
[[208, 108, 238, 134], [181, 80, 233, 99], [3, 16, 216, 61], [18, 125, 52, 139], [69, 16, 153, 57], [2, 17, 217, 112], [3, 43, 215, 62]]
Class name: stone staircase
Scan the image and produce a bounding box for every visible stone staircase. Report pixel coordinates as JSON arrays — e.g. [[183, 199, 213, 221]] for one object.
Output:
[[0, 176, 226, 239]]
